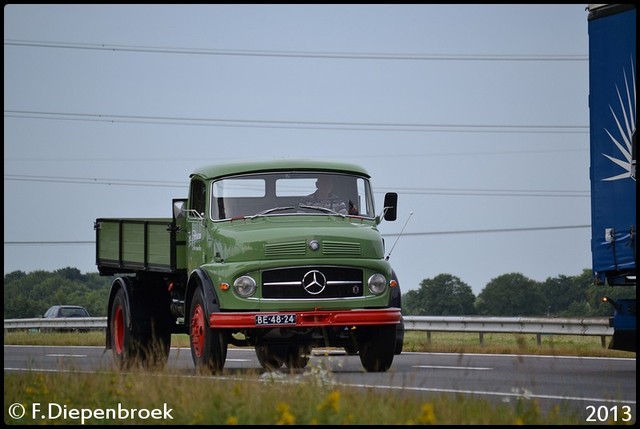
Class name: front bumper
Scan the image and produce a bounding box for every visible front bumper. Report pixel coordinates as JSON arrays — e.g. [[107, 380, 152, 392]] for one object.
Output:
[[209, 308, 402, 329]]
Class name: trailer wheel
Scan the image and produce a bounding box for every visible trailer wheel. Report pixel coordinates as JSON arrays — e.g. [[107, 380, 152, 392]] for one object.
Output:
[[189, 287, 227, 374], [357, 324, 396, 372]]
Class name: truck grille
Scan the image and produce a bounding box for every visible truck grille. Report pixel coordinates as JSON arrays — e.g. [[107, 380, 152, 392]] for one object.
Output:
[[262, 267, 363, 299], [264, 240, 362, 258], [264, 241, 307, 257], [322, 240, 362, 256]]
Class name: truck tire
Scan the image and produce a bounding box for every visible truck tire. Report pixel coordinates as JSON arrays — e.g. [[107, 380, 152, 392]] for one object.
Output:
[[189, 286, 228, 374], [137, 329, 172, 370], [110, 287, 171, 370], [255, 343, 285, 371], [284, 345, 311, 370], [110, 287, 139, 369], [357, 324, 396, 372]]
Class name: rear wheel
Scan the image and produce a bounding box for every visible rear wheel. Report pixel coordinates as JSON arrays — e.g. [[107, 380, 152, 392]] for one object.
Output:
[[137, 329, 171, 369], [110, 286, 171, 370], [189, 286, 227, 374], [110, 288, 130, 369], [110, 287, 147, 369]]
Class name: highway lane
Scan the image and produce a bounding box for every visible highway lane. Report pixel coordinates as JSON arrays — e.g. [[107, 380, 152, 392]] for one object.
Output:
[[4, 345, 636, 422]]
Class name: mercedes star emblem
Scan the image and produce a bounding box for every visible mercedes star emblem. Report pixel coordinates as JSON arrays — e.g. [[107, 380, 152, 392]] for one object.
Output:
[[302, 270, 326, 295]]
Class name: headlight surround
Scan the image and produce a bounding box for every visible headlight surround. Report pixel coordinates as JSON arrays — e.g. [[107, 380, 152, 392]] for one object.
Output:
[[368, 273, 387, 295], [233, 276, 257, 297]]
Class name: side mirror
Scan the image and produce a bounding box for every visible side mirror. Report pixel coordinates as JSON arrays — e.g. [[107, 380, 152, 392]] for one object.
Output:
[[172, 199, 187, 220], [383, 192, 398, 221]]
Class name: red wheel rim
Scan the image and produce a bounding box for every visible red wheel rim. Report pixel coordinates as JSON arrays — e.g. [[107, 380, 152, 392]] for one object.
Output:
[[190, 304, 205, 358], [113, 305, 124, 354]]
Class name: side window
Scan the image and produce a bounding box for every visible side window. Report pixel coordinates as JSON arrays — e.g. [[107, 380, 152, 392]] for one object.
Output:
[[189, 179, 206, 218], [356, 178, 374, 217]]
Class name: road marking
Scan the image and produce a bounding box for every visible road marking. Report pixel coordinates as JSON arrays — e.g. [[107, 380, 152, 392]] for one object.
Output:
[[46, 354, 87, 358], [413, 365, 492, 370]]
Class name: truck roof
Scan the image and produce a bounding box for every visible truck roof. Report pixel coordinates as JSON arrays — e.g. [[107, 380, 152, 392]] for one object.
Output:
[[190, 159, 371, 180]]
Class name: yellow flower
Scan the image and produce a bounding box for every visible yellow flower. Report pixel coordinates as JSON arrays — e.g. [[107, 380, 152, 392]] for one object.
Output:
[[317, 390, 340, 413], [276, 402, 295, 425], [416, 403, 436, 424]]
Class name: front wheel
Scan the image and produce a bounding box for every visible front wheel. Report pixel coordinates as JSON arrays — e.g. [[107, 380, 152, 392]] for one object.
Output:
[[189, 287, 228, 374], [255, 343, 285, 371], [284, 345, 311, 370], [357, 324, 396, 372]]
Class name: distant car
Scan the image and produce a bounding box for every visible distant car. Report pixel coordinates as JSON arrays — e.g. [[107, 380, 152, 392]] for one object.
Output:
[[42, 305, 91, 333], [44, 305, 91, 318]]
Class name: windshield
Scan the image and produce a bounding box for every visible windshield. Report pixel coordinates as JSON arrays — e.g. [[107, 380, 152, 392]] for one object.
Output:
[[210, 171, 375, 220]]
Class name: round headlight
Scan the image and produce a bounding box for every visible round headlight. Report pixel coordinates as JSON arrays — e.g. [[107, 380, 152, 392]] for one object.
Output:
[[368, 273, 387, 295], [233, 276, 257, 297]]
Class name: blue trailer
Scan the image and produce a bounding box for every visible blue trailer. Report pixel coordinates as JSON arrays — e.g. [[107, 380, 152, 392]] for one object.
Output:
[[587, 4, 636, 352]]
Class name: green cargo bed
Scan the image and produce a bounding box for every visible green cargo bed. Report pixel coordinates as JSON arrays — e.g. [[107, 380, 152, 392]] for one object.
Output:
[[95, 217, 186, 275]]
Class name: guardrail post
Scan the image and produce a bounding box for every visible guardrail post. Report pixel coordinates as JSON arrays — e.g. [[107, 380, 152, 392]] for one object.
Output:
[[536, 333, 542, 346], [479, 332, 483, 346]]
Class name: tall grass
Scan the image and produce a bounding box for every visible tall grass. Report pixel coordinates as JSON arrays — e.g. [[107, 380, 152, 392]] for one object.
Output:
[[5, 363, 585, 425]]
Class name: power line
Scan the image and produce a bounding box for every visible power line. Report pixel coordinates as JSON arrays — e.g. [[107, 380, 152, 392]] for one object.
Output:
[[2, 147, 589, 163], [4, 174, 589, 197], [3, 39, 589, 62], [380, 187, 589, 198], [4, 174, 186, 188], [3, 224, 591, 246], [382, 224, 590, 237], [4, 110, 589, 134]]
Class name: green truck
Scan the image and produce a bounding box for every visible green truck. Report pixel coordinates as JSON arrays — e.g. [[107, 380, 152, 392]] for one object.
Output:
[[95, 159, 404, 373]]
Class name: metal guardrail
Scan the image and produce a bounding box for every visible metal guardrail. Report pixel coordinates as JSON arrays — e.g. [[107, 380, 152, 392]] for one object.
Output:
[[4, 316, 612, 347], [403, 316, 613, 347], [3, 317, 107, 331]]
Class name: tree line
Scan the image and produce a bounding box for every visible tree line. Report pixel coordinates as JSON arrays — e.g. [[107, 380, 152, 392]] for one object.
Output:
[[402, 270, 635, 317], [3, 267, 635, 319]]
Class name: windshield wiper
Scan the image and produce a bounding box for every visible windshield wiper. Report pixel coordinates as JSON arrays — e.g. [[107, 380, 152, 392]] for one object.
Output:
[[250, 206, 295, 218], [298, 204, 345, 217]]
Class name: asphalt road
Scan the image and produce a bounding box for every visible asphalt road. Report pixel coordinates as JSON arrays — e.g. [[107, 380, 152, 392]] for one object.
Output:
[[4, 345, 636, 423]]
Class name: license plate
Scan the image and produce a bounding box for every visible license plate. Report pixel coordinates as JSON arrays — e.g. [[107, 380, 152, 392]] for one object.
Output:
[[255, 314, 296, 325]]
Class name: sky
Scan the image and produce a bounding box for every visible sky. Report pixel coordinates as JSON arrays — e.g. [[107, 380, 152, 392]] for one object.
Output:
[[4, 4, 593, 296]]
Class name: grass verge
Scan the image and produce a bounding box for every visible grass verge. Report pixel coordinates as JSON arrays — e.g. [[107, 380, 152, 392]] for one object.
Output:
[[4, 330, 635, 358], [5, 364, 588, 424]]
